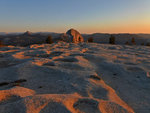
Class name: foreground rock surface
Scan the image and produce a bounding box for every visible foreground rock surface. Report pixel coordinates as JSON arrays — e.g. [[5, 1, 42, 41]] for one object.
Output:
[[0, 42, 150, 113]]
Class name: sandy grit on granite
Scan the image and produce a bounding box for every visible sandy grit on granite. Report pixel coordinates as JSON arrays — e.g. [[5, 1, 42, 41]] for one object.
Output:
[[0, 42, 150, 113]]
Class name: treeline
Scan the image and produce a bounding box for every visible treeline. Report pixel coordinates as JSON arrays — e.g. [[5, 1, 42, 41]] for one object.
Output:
[[87, 35, 150, 46], [1, 34, 150, 47]]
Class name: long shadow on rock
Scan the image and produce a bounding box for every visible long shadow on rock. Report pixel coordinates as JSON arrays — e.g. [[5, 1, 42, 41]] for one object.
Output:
[[40, 102, 71, 113]]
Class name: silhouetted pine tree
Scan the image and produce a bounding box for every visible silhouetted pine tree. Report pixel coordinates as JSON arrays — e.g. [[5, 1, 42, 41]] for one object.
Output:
[[88, 37, 94, 43], [109, 35, 115, 44], [0, 40, 4, 47], [131, 38, 136, 45], [141, 43, 144, 46], [146, 42, 150, 46], [125, 41, 129, 45], [46, 35, 53, 44]]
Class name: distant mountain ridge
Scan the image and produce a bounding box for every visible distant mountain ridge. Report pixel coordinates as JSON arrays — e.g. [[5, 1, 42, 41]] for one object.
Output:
[[0, 31, 150, 46], [1, 31, 150, 38]]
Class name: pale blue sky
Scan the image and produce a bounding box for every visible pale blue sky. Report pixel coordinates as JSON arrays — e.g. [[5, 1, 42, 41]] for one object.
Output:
[[0, 0, 150, 33]]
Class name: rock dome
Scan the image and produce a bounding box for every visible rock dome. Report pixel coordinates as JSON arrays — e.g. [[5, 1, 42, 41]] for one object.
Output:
[[66, 29, 84, 43]]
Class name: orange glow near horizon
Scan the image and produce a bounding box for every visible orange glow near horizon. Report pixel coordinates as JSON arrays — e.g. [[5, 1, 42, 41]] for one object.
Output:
[[1, 25, 150, 34], [1, 19, 150, 34], [1, 18, 150, 34]]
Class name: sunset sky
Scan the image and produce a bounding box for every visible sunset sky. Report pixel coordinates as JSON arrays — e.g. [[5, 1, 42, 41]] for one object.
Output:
[[0, 0, 150, 33]]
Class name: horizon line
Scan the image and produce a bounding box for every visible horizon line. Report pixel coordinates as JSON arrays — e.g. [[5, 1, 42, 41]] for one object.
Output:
[[1, 31, 150, 35]]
